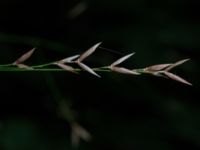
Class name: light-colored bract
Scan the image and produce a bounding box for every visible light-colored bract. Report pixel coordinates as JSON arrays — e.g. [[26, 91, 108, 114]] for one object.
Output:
[[76, 43, 101, 77], [162, 71, 192, 86], [13, 48, 35, 65], [111, 52, 135, 67], [111, 67, 140, 75], [78, 62, 101, 77], [60, 55, 80, 63], [56, 63, 77, 73], [110, 52, 139, 75], [146, 64, 172, 72], [78, 42, 102, 62], [165, 59, 190, 71]]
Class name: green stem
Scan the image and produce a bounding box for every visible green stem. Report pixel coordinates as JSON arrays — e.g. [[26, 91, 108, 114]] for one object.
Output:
[[0, 64, 13, 67], [31, 61, 56, 68], [0, 68, 66, 72], [0, 66, 111, 72], [134, 68, 146, 74], [0, 64, 145, 74]]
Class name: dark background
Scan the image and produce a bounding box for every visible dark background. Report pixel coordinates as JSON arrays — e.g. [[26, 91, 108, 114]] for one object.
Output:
[[0, 0, 199, 150]]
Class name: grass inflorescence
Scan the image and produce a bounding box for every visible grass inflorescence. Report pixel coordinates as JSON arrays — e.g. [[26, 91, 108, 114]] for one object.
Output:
[[0, 43, 192, 86]]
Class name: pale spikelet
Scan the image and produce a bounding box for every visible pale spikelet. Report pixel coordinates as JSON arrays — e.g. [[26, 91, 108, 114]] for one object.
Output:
[[71, 123, 91, 148], [146, 64, 172, 72], [162, 71, 192, 86], [16, 64, 33, 70], [75, 43, 102, 77], [55, 63, 77, 73], [78, 62, 101, 77], [13, 48, 35, 65], [111, 53, 135, 67], [78, 42, 101, 62], [59, 55, 80, 63], [111, 67, 140, 75], [109, 52, 138, 75], [165, 59, 190, 71]]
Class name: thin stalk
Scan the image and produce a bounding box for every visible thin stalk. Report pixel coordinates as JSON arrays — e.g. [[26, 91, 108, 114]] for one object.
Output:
[[0, 66, 137, 72], [0, 68, 67, 72], [0, 64, 13, 67], [31, 61, 56, 68]]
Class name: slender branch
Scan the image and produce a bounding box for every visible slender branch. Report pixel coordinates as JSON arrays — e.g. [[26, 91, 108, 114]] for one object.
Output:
[[31, 62, 56, 68], [0, 66, 111, 72], [0, 64, 13, 67], [0, 43, 192, 85]]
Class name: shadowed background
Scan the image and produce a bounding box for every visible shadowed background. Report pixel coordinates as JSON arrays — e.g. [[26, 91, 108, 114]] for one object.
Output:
[[0, 0, 199, 150]]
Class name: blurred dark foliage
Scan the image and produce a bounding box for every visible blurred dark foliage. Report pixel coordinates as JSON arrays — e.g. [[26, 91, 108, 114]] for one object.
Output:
[[0, 0, 200, 150]]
